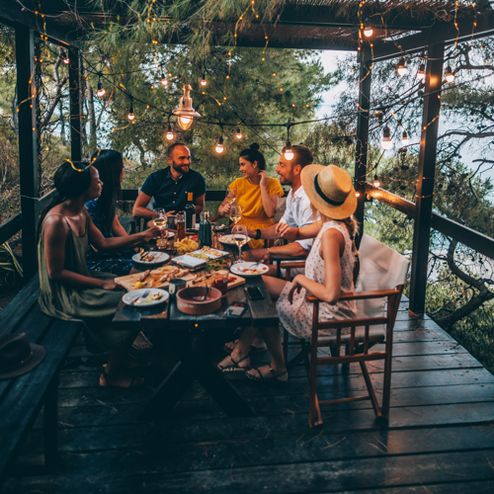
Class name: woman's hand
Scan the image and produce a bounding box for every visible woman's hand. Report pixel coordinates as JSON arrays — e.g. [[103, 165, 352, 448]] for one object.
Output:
[[259, 170, 268, 187], [219, 201, 232, 216], [288, 275, 304, 304], [140, 225, 160, 242], [100, 279, 118, 290]]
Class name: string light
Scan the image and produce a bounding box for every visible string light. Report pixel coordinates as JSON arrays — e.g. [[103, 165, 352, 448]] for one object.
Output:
[[62, 51, 70, 65], [372, 174, 381, 188], [396, 57, 407, 76], [417, 63, 426, 81], [355, 191, 361, 198], [283, 124, 294, 160], [381, 125, 393, 150], [127, 97, 135, 122], [215, 135, 225, 154], [160, 73, 169, 87], [401, 130, 410, 146], [444, 66, 455, 83], [363, 19, 373, 38], [199, 73, 208, 88], [173, 84, 201, 131], [165, 122, 175, 141], [96, 73, 105, 98], [234, 127, 243, 140]]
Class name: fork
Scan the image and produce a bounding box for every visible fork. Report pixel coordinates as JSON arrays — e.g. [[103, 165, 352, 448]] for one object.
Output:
[[130, 290, 150, 305]]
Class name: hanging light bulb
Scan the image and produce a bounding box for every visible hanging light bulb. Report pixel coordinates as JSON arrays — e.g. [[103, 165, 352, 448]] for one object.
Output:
[[96, 75, 106, 98], [372, 174, 381, 188], [444, 66, 455, 83], [127, 97, 135, 122], [214, 135, 225, 155], [160, 73, 169, 87], [199, 73, 208, 88], [363, 19, 373, 38], [381, 125, 393, 150], [417, 63, 426, 82], [62, 51, 70, 65], [173, 84, 201, 131], [165, 123, 175, 141], [401, 130, 410, 146], [284, 141, 294, 161], [396, 57, 407, 76], [234, 127, 243, 140], [355, 191, 361, 198]]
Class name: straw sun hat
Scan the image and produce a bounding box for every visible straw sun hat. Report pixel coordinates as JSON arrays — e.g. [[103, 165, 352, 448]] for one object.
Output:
[[301, 164, 357, 220]]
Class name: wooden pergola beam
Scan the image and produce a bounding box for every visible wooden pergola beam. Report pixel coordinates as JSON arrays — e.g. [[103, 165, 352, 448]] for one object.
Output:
[[409, 41, 445, 316], [15, 25, 40, 278]]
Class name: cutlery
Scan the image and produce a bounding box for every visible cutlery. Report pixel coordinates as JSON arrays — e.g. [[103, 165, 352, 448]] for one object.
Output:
[[130, 290, 150, 305]]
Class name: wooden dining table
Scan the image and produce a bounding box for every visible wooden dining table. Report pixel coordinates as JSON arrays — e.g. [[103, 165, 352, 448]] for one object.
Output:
[[112, 257, 279, 420]]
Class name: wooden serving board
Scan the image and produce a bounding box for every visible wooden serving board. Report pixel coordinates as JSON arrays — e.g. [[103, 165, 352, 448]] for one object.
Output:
[[115, 267, 245, 292]]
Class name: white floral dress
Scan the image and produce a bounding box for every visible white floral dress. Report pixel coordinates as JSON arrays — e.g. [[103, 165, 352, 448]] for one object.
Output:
[[276, 220, 357, 339]]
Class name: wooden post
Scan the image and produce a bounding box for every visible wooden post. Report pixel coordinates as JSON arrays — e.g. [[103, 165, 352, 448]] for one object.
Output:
[[68, 46, 83, 161], [409, 42, 445, 316], [354, 47, 372, 243], [15, 25, 40, 278]]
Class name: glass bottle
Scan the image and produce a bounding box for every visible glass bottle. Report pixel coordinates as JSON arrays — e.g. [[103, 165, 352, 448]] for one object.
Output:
[[198, 211, 212, 247], [176, 211, 186, 240], [184, 191, 196, 229]]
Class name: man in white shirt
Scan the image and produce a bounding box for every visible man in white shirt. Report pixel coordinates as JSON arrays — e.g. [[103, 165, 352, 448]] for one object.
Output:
[[243, 144, 318, 264]]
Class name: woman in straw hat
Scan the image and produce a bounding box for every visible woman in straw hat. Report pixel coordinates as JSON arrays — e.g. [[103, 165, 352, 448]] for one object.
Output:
[[219, 164, 358, 382]]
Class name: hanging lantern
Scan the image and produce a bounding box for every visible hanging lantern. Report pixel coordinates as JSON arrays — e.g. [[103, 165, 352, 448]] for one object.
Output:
[[381, 125, 393, 150], [396, 57, 407, 76], [173, 84, 201, 131]]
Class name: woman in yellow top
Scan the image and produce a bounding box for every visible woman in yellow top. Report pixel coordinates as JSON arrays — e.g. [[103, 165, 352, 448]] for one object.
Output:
[[218, 143, 284, 248]]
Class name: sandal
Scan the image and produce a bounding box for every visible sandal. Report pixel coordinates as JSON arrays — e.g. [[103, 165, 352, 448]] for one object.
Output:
[[217, 353, 250, 372], [98, 364, 145, 389], [224, 339, 267, 354], [246, 366, 288, 383]]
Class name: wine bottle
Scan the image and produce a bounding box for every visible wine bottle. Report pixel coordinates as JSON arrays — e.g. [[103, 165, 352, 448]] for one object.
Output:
[[184, 191, 196, 229], [198, 211, 212, 247]]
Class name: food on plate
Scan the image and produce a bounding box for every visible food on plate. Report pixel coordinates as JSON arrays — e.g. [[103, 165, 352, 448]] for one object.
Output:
[[130, 265, 189, 289], [174, 237, 199, 254], [137, 249, 159, 262], [186, 270, 239, 289]]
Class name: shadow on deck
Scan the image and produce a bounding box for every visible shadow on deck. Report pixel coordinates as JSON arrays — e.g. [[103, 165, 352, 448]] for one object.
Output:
[[4, 299, 494, 493]]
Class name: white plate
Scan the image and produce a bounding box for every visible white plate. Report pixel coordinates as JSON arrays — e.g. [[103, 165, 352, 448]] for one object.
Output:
[[172, 254, 208, 269], [230, 262, 269, 277], [189, 247, 229, 260], [122, 288, 169, 307], [132, 251, 170, 265], [218, 234, 252, 246]]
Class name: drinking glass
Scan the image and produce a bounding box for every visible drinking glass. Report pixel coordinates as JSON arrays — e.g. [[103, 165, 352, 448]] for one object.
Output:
[[153, 210, 168, 249], [229, 202, 242, 227], [232, 224, 249, 262]]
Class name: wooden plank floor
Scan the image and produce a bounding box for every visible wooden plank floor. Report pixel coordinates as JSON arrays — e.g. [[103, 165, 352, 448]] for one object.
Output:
[[4, 300, 494, 493]]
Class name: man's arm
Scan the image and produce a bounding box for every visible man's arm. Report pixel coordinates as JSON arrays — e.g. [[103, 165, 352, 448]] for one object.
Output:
[[132, 191, 157, 219], [194, 193, 205, 215]]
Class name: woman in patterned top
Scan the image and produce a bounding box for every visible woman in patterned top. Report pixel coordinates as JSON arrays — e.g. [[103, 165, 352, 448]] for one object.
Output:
[[218, 164, 358, 382]]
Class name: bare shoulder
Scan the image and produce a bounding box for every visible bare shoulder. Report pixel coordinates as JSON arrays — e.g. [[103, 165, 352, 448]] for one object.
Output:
[[43, 213, 68, 236], [321, 227, 345, 251]]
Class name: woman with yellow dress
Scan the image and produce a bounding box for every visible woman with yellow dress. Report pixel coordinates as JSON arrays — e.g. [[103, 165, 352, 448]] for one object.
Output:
[[218, 143, 284, 248]]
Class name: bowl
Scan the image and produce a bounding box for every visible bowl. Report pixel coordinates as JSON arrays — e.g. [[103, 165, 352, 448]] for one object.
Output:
[[176, 286, 222, 315]]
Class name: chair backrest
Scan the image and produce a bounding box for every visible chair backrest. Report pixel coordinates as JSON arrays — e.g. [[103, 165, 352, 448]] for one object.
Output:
[[355, 234, 409, 318]]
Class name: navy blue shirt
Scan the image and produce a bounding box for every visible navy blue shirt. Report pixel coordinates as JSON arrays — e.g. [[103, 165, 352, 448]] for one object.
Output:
[[141, 167, 206, 212]]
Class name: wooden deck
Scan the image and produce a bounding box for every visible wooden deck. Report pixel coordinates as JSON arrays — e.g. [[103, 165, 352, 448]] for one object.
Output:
[[4, 299, 494, 493]]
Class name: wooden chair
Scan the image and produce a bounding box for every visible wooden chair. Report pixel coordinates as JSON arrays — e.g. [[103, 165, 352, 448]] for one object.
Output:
[[305, 235, 409, 427]]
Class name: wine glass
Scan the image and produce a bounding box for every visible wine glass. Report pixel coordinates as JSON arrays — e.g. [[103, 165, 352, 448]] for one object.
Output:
[[232, 224, 249, 262], [153, 210, 168, 248], [229, 202, 242, 227]]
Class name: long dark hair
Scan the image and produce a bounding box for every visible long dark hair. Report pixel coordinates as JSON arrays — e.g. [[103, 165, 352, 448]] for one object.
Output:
[[39, 160, 93, 232], [91, 150, 124, 233], [239, 143, 266, 170]]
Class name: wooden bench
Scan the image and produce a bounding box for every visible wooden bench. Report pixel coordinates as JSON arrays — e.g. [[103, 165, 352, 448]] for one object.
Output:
[[0, 277, 81, 483]]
